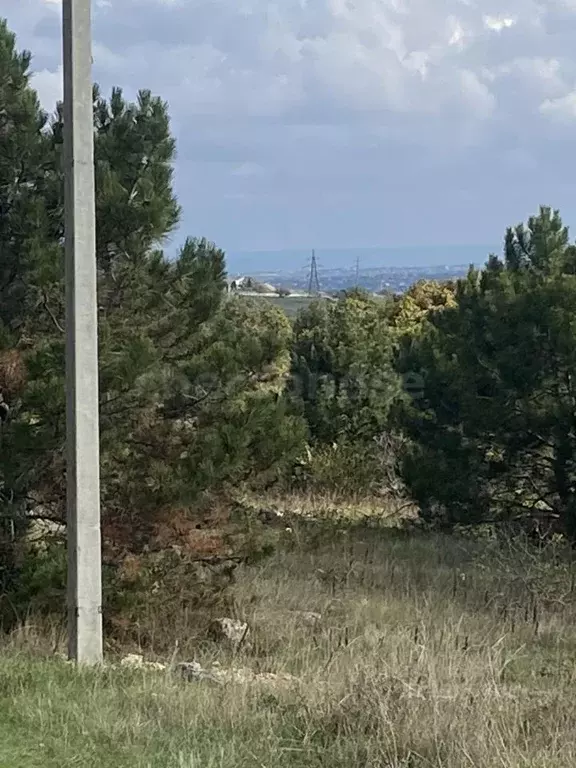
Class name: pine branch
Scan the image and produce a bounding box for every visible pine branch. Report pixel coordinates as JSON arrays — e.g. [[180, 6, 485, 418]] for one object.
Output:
[[41, 290, 64, 333]]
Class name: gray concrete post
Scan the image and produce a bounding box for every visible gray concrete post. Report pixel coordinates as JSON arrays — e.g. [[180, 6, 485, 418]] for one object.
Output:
[[62, 0, 103, 664]]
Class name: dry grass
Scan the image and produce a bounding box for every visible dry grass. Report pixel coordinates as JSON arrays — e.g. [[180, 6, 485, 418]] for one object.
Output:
[[237, 487, 418, 523], [2, 524, 576, 767]]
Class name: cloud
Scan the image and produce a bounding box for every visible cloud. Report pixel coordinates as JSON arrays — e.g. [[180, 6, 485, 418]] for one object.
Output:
[[7, 0, 572, 124], [32, 65, 62, 110], [5, 0, 576, 253], [231, 163, 267, 177], [540, 91, 576, 120], [483, 15, 517, 31]]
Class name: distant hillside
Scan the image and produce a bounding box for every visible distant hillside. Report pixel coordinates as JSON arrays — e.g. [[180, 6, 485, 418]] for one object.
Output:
[[226, 244, 494, 273]]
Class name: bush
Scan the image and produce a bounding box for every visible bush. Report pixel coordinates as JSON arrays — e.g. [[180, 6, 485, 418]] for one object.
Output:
[[0, 535, 67, 628], [292, 440, 381, 496]]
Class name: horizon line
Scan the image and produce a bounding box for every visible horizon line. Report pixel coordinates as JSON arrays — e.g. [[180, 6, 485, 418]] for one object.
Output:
[[227, 243, 499, 255], [229, 262, 484, 274]]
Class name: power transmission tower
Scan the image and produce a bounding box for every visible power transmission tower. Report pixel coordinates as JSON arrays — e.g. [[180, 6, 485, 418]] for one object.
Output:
[[354, 255, 360, 288], [307, 249, 320, 295], [63, 0, 103, 665]]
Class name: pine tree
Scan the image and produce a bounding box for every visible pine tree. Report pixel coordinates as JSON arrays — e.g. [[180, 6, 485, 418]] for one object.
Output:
[[292, 293, 401, 446], [0, 18, 54, 596], [0, 19, 51, 333], [0, 22, 305, 544], [398, 207, 576, 538]]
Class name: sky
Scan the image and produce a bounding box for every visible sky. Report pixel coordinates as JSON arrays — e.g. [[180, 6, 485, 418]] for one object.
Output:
[[5, 0, 576, 268]]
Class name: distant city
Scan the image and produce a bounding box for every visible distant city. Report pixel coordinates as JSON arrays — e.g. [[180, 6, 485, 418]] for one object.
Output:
[[225, 244, 495, 294], [251, 263, 472, 294]]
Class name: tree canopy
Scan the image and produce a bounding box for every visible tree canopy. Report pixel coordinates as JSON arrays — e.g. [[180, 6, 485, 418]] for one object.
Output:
[[0, 20, 305, 548], [291, 292, 401, 446], [397, 207, 576, 538]]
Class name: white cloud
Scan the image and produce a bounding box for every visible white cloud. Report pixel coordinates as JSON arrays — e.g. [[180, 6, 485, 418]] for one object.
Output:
[[32, 66, 63, 110], [447, 16, 468, 49], [540, 91, 576, 120], [481, 56, 567, 103], [483, 15, 516, 31], [459, 69, 496, 117], [12, 0, 576, 126]]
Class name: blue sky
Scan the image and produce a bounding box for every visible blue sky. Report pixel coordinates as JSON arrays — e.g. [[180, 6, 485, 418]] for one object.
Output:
[[5, 0, 576, 265]]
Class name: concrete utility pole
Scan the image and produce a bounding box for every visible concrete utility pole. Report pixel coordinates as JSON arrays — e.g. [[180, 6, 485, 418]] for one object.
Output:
[[62, 0, 103, 664]]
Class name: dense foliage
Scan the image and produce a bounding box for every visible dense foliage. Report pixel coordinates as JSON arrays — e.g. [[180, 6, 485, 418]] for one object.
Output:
[[398, 207, 576, 538], [291, 290, 400, 445], [0, 20, 304, 569], [289, 290, 402, 494]]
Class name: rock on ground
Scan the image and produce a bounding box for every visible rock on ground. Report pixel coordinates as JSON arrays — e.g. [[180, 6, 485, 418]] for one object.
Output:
[[207, 617, 250, 647], [119, 653, 166, 671], [118, 654, 298, 688]]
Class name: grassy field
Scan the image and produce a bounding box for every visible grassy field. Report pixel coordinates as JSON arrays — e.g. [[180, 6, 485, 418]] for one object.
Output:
[[247, 294, 319, 317], [2, 524, 576, 767], [229, 292, 325, 317], [236, 291, 386, 318]]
